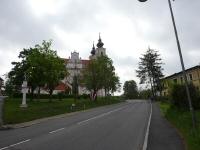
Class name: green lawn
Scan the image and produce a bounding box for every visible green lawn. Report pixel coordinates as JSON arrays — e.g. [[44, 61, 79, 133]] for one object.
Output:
[[3, 97, 122, 124], [159, 102, 200, 150]]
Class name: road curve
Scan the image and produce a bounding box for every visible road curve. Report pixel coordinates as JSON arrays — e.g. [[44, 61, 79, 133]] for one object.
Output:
[[0, 100, 151, 150]]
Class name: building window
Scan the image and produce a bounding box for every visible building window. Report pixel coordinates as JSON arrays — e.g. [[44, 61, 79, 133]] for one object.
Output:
[[173, 78, 177, 83], [189, 74, 193, 81]]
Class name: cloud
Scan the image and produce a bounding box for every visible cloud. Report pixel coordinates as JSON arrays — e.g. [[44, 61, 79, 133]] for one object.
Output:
[[0, 0, 200, 93]]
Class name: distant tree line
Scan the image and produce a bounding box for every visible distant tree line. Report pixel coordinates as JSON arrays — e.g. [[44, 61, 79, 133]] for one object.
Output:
[[123, 80, 138, 99]]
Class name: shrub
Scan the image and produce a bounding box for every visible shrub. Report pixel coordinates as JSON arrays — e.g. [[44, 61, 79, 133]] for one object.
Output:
[[79, 94, 90, 99], [170, 83, 200, 109], [11, 92, 73, 99], [57, 92, 64, 100], [157, 96, 169, 101]]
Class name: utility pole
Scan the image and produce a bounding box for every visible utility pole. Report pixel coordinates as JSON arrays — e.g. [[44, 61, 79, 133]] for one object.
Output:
[[167, 0, 196, 129], [138, 0, 196, 128]]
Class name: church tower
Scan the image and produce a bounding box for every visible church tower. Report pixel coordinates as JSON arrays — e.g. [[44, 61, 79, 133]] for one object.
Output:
[[95, 33, 106, 57], [90, 33, 106, 59]]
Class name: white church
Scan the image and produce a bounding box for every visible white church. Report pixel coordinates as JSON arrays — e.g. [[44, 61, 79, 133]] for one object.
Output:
[[53, 34, 107, 96]]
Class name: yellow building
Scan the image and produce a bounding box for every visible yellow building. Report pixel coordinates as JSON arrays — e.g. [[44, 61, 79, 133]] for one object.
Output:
[[162, 65, 200, 96]]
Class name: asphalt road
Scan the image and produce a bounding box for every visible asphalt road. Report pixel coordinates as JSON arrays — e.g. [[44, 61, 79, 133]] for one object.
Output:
[[0, 100, 151, 150]]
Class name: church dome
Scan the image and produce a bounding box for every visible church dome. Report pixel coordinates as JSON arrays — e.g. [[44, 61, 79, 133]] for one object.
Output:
[[91, 42, 96, 55], [96, 34, 104, 48]]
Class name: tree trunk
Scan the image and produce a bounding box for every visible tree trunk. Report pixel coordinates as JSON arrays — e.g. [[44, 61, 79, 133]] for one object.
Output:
[[30, 86, 34, 101], [49, 88, 53, 102], [104, 88, 106, 97], [152, 77, 157, 101], [149, 77, 155, 100], [93, 90, 97, 101], [37, 87, 41, 100]]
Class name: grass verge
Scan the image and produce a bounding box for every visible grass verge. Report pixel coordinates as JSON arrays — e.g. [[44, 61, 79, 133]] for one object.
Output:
[[159, 101, 200, 150], [3, 97, 122, 124]]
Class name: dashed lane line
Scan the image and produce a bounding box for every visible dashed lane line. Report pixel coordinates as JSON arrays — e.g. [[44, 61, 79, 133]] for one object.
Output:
[[77, 107, 125, 125], [49, 128, 65, 134], [0, 139, 31, 150]]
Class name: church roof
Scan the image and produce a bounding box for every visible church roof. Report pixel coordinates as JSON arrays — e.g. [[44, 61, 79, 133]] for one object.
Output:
[[81, 59, 90, 65], [164, 65, 200, 79], [62, 58, 90, 65], [55, 82, 70, 91], [96, 33, 104, 48], [91, 42, 96, 55]]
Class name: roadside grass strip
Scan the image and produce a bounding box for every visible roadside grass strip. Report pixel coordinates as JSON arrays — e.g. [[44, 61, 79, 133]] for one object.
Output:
[[159, 102, 200, 150]]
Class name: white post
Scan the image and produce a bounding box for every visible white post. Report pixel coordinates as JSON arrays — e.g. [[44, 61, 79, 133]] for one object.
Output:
[[20, 80, 28, 108]]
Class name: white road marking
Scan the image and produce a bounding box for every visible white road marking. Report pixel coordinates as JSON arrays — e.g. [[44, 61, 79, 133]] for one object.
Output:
[[0, 146, 8, 150], [49, 128, 65, 134], [0, 139, 31, 150], [77, 107, 124, 125], [142, 100, 152, 150]]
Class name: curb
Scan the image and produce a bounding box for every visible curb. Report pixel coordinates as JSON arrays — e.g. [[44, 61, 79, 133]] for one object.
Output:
[[0, 125, 13, 130]]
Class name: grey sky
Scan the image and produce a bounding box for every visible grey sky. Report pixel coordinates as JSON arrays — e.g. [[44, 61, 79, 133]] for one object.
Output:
[[0, 0, 200, 92]]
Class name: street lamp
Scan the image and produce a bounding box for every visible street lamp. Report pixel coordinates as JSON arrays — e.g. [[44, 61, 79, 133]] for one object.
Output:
[[138, 0, 196, 128], [138, 0, 147, 2]]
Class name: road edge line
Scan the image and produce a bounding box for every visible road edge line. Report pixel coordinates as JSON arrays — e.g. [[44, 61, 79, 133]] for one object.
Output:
[[142, 100, 152, 150]]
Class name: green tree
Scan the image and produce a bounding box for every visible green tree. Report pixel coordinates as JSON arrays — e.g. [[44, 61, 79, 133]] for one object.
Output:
[[8, 40, 67, 99], [136, 47, 164, 99], [83, 58, 100, 100], [138, 89, 151, 99], [170, 83, 200, 109], [72, 75, 79, 103], [4, 78, 15, 97], [35, 40, 67, 99], [123, 80, 138, 99], [97, 56, 121, 95], [26, 47, 45, 99], [8, 48, 36, 94], [83, 55, 120, 100]]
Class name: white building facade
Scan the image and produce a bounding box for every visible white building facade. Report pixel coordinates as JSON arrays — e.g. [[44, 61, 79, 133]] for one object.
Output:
[[63, 34, 107, 96], [63, 51, 90, 95]]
